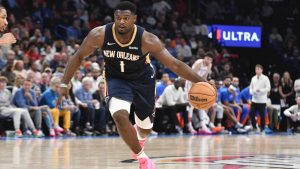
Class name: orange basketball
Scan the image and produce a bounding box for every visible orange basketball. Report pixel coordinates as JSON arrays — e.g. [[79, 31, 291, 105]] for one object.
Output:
[[188, 82, 217, 110]]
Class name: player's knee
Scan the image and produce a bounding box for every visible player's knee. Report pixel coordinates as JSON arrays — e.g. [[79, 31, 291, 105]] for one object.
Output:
[[135, 114, 153, 130], [109, 97, 131, 116], [112, 110, 129, 125]]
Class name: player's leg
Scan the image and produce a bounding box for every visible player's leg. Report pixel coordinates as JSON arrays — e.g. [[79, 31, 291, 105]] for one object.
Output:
[[109, 97, 142, 154], [134, 114, 153, 144], [118, 102, 155, 168]]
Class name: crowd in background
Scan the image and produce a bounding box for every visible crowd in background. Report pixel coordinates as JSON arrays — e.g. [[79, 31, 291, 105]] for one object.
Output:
[[0, 0, 300, 137]]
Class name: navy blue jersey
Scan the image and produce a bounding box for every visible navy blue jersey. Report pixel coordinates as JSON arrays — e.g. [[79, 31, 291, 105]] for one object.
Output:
[[102, 23, 153, 80]]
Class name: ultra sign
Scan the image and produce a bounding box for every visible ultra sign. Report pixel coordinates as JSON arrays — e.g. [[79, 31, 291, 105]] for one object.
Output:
[[208, 25, 262, 48]]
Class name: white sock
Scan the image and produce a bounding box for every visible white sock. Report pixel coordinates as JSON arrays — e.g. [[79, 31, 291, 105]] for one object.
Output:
[[136, 130, 146, 141], [137, 150, 148, 159]]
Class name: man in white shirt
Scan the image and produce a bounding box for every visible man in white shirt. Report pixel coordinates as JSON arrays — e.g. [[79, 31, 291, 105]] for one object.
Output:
[[155, 78, 188, 134], [249, 64, 271, 132], [284, 96, 300, 132]]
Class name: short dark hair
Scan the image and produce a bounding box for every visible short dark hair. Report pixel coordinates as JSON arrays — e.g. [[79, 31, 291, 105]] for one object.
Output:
[[115, 1, 137, 14], [0, 6, 5, 11], [255, 64, 263, 69], [204, 52, 214, 58]]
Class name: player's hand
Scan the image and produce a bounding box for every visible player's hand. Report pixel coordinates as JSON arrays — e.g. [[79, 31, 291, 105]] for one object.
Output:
[[208, 81, 218, 95], [56, 86, 68, 108], [1, 33, 17, 45]]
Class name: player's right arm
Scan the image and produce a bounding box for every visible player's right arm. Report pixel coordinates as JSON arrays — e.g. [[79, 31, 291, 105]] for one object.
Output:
[[57, 26, 105, 106], [61, 26, 105, 85], [142, 32, 206, 83]]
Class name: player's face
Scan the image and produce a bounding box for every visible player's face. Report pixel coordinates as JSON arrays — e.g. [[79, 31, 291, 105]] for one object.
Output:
[[114, 10, 136, 34], [203, 56, 212, 66], [0, 8, 8, 32]]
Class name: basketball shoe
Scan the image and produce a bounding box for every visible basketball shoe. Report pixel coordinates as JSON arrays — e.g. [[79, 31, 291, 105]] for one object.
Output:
[[138, 157, 156, 169]]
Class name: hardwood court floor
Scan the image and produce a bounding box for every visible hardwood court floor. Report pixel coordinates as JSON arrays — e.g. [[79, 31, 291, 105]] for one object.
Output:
[[0, 134, 300, 169]]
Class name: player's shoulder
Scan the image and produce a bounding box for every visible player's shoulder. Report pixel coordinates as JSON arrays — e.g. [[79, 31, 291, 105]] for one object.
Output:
[[142, 30, 161, 46], [194, 59, 203, 65], [89, 25, 106, 37]]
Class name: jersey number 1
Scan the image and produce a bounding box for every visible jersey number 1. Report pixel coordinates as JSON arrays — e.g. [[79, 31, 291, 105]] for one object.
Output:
[[120, 61, 125, 72]]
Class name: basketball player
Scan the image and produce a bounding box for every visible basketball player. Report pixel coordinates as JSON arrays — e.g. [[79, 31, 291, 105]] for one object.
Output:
[[57, 2, 207, 168], [0, 6, 17, 45], [185, 52, 217, 134]]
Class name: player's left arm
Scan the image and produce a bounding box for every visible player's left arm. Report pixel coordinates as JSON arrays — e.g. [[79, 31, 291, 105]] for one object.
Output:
[[142, 32, 206, 83]]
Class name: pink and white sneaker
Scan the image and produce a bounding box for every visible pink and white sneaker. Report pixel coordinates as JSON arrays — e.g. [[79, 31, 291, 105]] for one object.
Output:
[[138, 157, 156, 169], [197, 127, 212, 135], [49, 129, 56, 137], [54, 126, 64, 133], [131, 124, 147, 160]]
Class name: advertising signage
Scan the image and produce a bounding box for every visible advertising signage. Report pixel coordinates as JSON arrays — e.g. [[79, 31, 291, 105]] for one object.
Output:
[[208, 25, 262, 48]]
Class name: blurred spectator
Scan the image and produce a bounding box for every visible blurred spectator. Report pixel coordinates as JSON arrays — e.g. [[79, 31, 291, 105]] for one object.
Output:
[[261, 1, 274, 19], [13, 79, 51, 136], [294, 78, 300, 98], [219, 62, 233, 80], [279, 71, 294, 108], [40, 77, 75, 136], [50, 53, 62, 71], [35, 51, 47, 71], [165, 39, 177, 58], [181, 19, 196, 37], [90, 63, 103, 93], [156, 78, 188, 134], [155, 73, 170, 99], [25, 42, 39, 62], [176, 38, 192, 61], [44, 45, 55, 62], [39, 72, 50, 93], [52, 64, 65, 78], [75, 77, 104, 132], [12, 60, 27, 78], [284, 27, 297, 44], [267, 98, 279, 131], [0, 76, 43, 137], [269, 27, 283, 45], [152, 0, 171, 18], [92, 81, 108, 134], [1, 50, 16, 86], [284, 96, 300, 132], [27, 62, 42, 84], [195, 19, 208, 37], [12, 75, 25, 96], [67, 19, 82, 40], [62, 83, 81, 135], [71, 70, 83, 94], [270, 73, 281, 105]]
